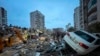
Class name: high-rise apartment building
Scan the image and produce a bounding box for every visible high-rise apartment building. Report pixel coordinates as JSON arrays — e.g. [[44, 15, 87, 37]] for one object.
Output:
[[87, 0, 100, 32], [79, 0, 100, 32], [80, 0, 89, 30], [30, 10, 45, 32], [74, 6, 81, 30], [0, 7, 7, 26]]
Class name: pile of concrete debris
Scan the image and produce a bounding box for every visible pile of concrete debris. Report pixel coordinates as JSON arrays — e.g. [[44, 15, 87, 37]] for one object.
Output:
[[0, 40, 37, 56]]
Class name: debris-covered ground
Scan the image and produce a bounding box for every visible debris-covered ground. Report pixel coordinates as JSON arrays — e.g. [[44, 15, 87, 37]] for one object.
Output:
[[0, 37, 100, 56], [0, 37, 56, 56], [0, 39, 39, 56]]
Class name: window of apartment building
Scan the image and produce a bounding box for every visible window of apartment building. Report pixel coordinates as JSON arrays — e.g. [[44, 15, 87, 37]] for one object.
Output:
[[88, 0, 97, 9]]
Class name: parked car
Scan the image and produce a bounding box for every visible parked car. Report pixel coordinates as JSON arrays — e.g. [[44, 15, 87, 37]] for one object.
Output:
[[63, 30, 100, 55]]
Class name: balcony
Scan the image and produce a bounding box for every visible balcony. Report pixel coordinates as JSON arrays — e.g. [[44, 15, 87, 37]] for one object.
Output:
[[88, 4, 97, 15], [88, 12, 97, 25], [88, 0, 97, 16], [88, 0, 97, 9]]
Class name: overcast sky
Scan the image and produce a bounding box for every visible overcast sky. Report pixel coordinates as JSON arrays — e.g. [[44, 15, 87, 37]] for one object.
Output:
[[0, 0, 79, 29]]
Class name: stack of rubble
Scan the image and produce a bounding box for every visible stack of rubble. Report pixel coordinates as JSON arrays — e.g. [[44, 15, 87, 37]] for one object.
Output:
[[0, 39, 38, 56], [0, 37, 52, 56]]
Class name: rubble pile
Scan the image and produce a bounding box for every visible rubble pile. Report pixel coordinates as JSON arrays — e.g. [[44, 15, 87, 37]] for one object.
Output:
[[0, 39, 38, 56], [0, 38, 53, 56]]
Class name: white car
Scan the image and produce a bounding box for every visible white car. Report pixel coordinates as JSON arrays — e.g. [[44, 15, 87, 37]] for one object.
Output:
[[93, 33, 100, 38], [63, 30, 100, 55]]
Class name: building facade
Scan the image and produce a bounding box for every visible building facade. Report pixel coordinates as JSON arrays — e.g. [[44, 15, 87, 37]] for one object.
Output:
[[0, 7, 7, 26], [30, 10, 45, 32], [74, 6, 81, 30], [80, 0, 89, 30], [80, 0, 100, 32], [87, 0, 100, 32]]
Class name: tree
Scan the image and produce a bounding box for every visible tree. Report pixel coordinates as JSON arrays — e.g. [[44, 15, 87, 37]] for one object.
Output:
[[67, 27, 75, 32], [9, 24, 12, 27], [22, 27, 27, 30]]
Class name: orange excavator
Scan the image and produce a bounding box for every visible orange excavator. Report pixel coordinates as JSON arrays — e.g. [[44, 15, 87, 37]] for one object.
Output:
[[0, 27, 26, 53]]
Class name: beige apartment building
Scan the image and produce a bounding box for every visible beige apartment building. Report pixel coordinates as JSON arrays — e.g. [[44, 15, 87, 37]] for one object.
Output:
[[80, 0, 100, 32], [88, 0, 100, 32], [30, 10, 45, 32], [74, 6, 81, 30]]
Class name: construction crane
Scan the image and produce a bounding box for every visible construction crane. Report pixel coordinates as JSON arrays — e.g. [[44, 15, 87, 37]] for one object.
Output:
[[0, 27, 26, 53]]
